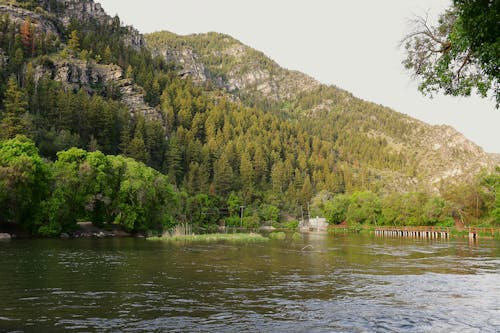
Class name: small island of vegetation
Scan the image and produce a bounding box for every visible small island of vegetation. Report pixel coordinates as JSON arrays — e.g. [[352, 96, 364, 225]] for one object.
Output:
[[147, 233, 268, 243]]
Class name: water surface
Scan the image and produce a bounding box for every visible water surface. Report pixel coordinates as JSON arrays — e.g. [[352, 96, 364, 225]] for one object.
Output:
[[0, 234, 499, 332]]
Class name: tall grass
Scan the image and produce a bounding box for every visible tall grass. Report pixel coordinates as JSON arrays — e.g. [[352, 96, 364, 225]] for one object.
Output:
[[148, 233, 269, 243], [165, 223, 193, 237]]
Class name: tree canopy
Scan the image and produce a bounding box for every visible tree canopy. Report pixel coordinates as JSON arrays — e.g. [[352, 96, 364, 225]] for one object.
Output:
[[402, 0, 499, 106]]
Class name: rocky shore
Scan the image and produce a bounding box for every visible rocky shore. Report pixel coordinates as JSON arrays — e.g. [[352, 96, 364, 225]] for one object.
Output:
[[0, 222, 132, 240], [66, 222, 131, 238], [0, 233, 11, 241]]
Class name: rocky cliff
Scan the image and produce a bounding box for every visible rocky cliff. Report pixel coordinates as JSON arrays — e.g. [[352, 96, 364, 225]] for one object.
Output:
[[0, 0, 158, 120], [33, 58, 161, 120], [0, 3, 58, 34], [488, 153, 500, 165], [38, 0, 145, 50], [147, 32, 321, 101]]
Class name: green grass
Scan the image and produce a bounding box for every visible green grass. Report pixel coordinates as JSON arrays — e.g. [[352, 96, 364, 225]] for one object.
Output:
[[147, 233, 269, 243], [268, 231, 286, 240]]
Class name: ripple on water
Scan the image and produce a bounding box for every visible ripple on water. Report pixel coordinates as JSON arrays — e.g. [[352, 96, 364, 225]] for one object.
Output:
[[0, 236, 499, 332]]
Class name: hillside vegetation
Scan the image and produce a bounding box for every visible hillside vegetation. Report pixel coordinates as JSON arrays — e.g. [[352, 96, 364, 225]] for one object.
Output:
[[146, 31, 496, 190], [0, 0, 499, 236]]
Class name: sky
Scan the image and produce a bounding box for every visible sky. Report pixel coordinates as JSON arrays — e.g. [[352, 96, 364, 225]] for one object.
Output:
[[98, 0, 500, 153]]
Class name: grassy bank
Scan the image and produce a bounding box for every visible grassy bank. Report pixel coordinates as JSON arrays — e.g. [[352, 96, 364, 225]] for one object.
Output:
[[147, 233, 269, 243]]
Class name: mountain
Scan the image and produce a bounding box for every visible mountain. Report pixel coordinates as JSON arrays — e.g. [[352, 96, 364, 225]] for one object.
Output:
[[489, 153, 500, 164], [146, 31, 496, 190], [0, 0, 496, 206]]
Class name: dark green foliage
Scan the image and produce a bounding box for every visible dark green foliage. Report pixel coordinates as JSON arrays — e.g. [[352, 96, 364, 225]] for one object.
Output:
[[185, 193, 221, 227], [0, 136, 49, 232], [109, 155, 177, 233], [323, 190, 453, 226], [0, 76, 31, 139], [0, 137, 178, 236], [481, 169, 500, 225], [402, 0, 499, 106], [323, 194, 350, 225]]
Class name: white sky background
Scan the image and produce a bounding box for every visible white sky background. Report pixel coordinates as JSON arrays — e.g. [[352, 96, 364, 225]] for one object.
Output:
[[98, 0, 500, 153]]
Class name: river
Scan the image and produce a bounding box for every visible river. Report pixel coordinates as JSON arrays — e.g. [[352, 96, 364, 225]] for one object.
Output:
[[0, 234, 499, 332]]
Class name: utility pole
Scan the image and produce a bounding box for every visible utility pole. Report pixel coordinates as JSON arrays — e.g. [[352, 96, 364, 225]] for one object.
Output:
[[307, 202, 310, 222], [240, 205, 245, 228]]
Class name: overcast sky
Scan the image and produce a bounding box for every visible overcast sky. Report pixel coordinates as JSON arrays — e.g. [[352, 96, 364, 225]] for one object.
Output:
[[98, 0, 500, 153]]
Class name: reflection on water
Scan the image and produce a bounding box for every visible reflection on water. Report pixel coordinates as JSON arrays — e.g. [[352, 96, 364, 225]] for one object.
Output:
[[0, 234, 499, 332]]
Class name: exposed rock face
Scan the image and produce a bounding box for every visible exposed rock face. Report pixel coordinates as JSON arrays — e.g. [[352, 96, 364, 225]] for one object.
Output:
[[0, 233, 12, 241], [48, 0, 112, 27], [146, 32, 321, 101], [34, 58, 162, 121], [488, 153, 500, 165], [160, 48, 212, 85], [0, 4, 59, 34], [119, 79, 162, 120], [0, 1, 157, 121], [0, 1, 145, 50], [42, 0, 145, 50], [414, 124, 496, 187], [36, 58, 122, 85]]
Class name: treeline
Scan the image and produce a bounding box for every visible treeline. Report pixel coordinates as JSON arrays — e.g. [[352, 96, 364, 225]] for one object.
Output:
[[319, 169, 500, 227]]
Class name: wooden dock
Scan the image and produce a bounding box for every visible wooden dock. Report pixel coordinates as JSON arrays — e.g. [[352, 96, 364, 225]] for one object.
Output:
[[374, 226, 450, 239], [466, 227, 499, 240], [375, 226, 499, 240]]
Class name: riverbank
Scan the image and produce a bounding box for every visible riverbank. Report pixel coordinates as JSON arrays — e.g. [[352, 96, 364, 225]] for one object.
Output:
[[0, 222, 132, 240]]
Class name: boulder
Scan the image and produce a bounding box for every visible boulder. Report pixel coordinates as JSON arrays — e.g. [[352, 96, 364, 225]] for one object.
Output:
[[0, 233, 12, 241]]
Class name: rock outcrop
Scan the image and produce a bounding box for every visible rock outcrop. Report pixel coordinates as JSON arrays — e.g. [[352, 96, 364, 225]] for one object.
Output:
[[0, 233, 12, 241], [160, 47, 212, 85], [488, 153, 500, 165], [413, 124, 496, 187], [0, 1, 159, 122], [146, 32, 321, 101], [41, 0, 145, 50], [0, 3, 59, 34], [34, 57, 162, 121]]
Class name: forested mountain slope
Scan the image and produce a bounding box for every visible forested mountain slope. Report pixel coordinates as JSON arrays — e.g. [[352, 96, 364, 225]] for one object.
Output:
[[146, 31, 496, 191]]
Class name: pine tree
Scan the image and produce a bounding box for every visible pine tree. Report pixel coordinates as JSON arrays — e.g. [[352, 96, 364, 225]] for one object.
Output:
[[253, 146, 267, 186], [166, 135, 183, 186], [128, 135, 149, 164], [300, 175, 313, 208], [239, 150, 254, 201], [213, 152, 233, 198], [68, 30, 80, 53], [103, 46, 113, 64], [0, 77, 31, 139]]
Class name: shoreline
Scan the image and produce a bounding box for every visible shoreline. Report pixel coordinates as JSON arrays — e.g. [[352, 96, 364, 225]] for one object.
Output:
[[0, 222, 134, 240], [1, 224, 499, 241]]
